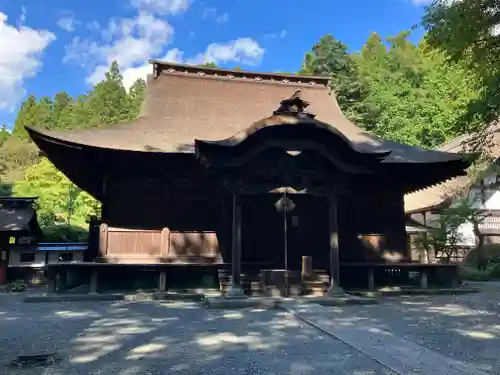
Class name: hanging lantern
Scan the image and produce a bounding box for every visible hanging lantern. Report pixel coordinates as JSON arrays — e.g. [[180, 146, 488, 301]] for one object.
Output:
[[275, 195, 295, 213]]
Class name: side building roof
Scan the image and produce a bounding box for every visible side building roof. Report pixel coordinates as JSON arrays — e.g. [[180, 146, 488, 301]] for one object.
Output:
[[26, 61, 464, 165], [404, 123, 500, 214]]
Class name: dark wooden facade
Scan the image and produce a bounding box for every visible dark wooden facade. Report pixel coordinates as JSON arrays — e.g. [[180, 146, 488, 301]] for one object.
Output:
[[25, 62, 472, 290]]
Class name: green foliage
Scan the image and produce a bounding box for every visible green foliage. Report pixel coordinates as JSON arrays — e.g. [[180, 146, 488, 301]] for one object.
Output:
[[299, 32, 483, 148], [12, 94, 38, 139], [0, 60, 141, 235], [414, 199, 487, 263], [299, 34, 366, 123], [465, 243, 500, 267], [13, 158, 100, 229], [423, 0, 500, 126], [198, 62, 218, 68], [460, 264, 500, 281], [0, 125, 9, 147], [353, 32, 483, 147], [4, 280, 27, 293], [42, 224, 89, 242]]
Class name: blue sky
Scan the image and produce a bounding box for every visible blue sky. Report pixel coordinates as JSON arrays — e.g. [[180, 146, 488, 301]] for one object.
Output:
[[0, 0, 431, 129]]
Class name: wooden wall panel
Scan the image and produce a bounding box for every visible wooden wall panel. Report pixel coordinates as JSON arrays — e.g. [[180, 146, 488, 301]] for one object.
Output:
[[168, 231, 221, 263], [106, 228, 162, 256]]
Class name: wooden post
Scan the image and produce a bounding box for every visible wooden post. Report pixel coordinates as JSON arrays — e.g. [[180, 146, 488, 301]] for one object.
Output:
[[47, 268, 56, 293], [226, 193, 245, 298], [160, 228, 170, 258], [368, 268, 375, 291], [302, 256, 313, 278], [451, 267, 459, 288], [158, 271, 167, 292], [325, 198, 344, 296], [59, 269, 68, 292], [99, 223, 109, 257], [420, 268, 429, 289], [89, 267, 99, 294]]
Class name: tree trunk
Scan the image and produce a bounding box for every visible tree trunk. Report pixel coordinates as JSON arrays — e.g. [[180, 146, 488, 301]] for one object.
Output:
[[473, 222, 486, 270]]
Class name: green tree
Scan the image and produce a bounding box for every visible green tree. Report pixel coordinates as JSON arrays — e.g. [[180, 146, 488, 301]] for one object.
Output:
[[0, 125, 10, 147], [87, 61, 130, 126], [353, 31, 482, 147], [52, 92, 73, 129], [36, 96, 54, 130], [13, 158, 100, 228], [423, 0, 500, 125], [198, 62, 218, 68], [12, 94, 38, 139], [128, 78, 147, 118], [299, 34, 366, 122]]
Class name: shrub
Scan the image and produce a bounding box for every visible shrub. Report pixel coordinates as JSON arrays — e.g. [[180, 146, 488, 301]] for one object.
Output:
[[460, 264, 500, 281], [4, 280, 27, 293]]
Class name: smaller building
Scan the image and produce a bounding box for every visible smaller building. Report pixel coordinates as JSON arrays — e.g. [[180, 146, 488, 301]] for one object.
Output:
[[7, 242, 87, 285], [405, 123, 500, 260], [0, 197, 41, 284]]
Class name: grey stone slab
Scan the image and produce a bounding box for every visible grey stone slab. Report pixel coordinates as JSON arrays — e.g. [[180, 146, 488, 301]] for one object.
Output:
[[285, 302, 490, 375]]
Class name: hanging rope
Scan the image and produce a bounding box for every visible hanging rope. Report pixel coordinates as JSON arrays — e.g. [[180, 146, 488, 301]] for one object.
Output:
[[67, 183, 74, 226]]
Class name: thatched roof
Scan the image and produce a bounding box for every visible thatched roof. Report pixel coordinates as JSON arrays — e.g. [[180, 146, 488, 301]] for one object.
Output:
[[404, 123, 500, 214], [0, 197, 38, 232], [26, 61, 465, 165]]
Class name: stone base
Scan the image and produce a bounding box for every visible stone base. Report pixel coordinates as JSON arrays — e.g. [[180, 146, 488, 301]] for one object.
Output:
[[298, 295, 378, 306], [348, 287, 480, 298], [225, 285, 247, 299], [324, 285, 346, 297], [205, 296, 279, 309], [24, 291, 207, 303]]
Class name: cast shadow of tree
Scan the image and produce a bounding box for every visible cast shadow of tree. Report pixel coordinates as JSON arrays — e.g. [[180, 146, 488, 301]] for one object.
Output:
[[2, 300, 391, 374], [318, 291, 500, 374]]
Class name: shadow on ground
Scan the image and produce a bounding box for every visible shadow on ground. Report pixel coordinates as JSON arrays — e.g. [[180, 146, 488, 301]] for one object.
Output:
[[322, 286, 500, 374], [0, 295, 394, 375]]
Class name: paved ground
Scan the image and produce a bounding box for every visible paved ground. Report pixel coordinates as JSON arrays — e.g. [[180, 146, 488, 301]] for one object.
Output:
[[323, 285, 500, 374], [0, 295, 394, 375], [0, 284, 499, 375]]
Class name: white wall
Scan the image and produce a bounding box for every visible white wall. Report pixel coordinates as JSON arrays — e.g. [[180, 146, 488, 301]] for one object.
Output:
[[8, 250, 84, 267], [455, 170, 500, 246]]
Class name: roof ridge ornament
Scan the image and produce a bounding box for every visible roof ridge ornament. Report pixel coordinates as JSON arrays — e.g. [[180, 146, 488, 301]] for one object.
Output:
[[273, 90, 316, 119]]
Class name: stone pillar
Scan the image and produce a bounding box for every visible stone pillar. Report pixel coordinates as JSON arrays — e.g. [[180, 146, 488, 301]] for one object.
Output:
[[325, 198, 345, 296], [226, 193, 245, 298]]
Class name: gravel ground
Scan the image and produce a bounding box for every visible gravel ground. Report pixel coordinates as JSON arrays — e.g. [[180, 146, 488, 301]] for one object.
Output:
[[0, 295, 395, 375], [326, 285, 500, 374]]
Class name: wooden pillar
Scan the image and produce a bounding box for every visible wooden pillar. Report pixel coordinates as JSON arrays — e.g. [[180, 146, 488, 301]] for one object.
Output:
[[99, 223, 109, 258], [420, 268, 429, 289], [368, 268, 375, 291], [326, 198, 344, 296], [89, 267, 99, 294], [226, 193, 245, 298], [47, 268, 56, 293], [158, 271, 167, 292]]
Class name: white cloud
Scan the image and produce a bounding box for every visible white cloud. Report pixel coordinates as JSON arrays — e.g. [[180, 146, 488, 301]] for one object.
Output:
[[203, 7, 229, 23], [65, 12, 174, 85], [265, 30, 287, 39], [130, 0, 190, 15], [121, 48, 183, 89], [19, 6, 26, 25], [187, 38, 264, 66], [120, 37, 265, 90], [64, 0, 263, 89], [0, 12, 55, 111], [57, 13, 79, 32]]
